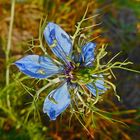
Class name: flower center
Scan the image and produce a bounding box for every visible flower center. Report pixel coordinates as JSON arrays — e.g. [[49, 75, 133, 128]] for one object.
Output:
[[64, 63, 75, 81], [64, 63, 92, 84]]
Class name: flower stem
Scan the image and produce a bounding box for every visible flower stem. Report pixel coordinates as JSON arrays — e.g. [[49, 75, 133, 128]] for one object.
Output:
[[71, 5, 89, 46], [5, 0, 15, 110], [6, 0, 15, 86]]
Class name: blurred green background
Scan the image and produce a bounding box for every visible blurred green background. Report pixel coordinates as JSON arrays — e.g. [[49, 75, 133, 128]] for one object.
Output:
[[0, 0, 140, 139]]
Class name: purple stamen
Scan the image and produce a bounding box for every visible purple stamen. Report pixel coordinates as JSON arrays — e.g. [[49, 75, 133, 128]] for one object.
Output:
[[64, 62, 75, 82]]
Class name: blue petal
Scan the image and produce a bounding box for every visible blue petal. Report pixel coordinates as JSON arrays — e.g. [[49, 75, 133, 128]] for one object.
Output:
[[15, 55, 62, 79], [43, 83, 70, 120], [86, 75, 106, 96], [44, 22, 72, 63], [80, 42, 96, 66]]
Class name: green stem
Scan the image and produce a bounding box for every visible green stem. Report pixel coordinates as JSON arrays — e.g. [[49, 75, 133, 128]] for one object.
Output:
[[5, 0, 15, 110], [71, 5, 89, 45], [112, 66, 140, 74], [6, 0, 15, 86]]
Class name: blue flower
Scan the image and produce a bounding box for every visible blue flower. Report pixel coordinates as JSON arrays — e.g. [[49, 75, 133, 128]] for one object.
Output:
[[15, 22, 106, 120]]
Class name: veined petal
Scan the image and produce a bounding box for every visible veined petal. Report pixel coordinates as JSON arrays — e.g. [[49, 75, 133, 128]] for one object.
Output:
[[80, 42, 96, 66], [44, 22, 72, 63], [86, 75, 106, 96], [15, 55, 62, 79], [43, 82, 70, 120]]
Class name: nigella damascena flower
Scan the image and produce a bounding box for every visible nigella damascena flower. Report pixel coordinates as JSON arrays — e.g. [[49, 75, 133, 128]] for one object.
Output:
[[15, 22, 106, 120]]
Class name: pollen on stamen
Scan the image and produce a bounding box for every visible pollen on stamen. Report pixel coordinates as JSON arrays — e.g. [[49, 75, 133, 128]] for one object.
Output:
[[50, 40, 57, 48], [37, 69, 46, 75]]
